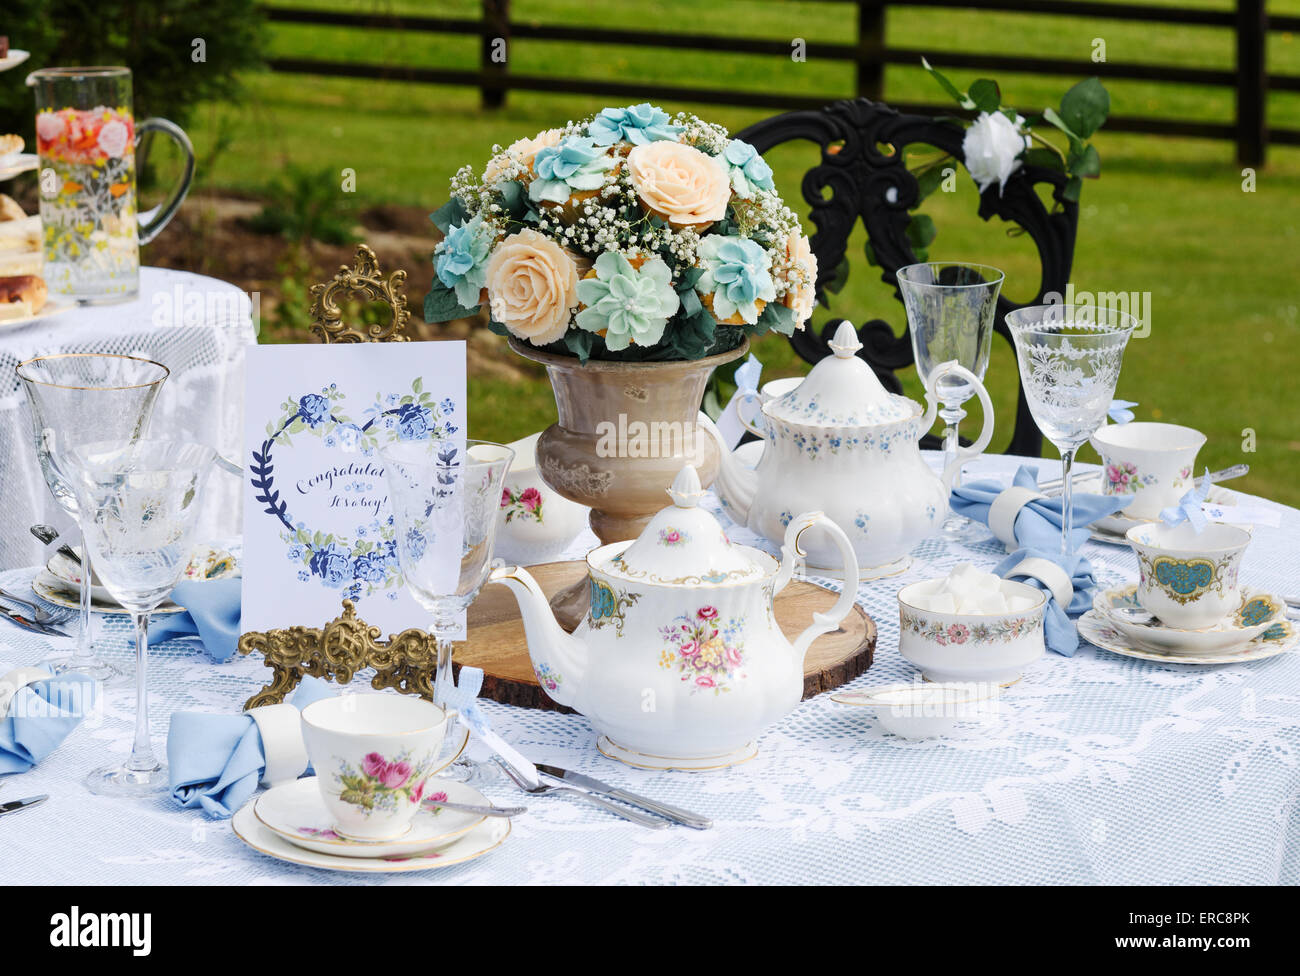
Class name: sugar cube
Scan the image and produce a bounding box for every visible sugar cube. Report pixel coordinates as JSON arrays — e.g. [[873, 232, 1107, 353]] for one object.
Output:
[[976, 592, 1009, 614], [929, 592, 957, 614]]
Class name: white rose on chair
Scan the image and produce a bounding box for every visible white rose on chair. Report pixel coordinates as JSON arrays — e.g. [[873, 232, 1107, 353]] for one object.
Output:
[[962, 111, 1031, 194]]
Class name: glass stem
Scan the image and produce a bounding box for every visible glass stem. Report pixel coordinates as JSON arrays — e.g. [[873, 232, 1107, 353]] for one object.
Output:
[[1060, 448, 1077, 557], [125, 612, 159, 773], [431, 610, 459, 706], [73, 530, 94, 664], [939, 402, 966, 491]]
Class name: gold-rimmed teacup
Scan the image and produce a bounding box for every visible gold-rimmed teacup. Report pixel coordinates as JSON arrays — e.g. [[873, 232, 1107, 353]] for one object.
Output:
[[1126, 521, 1251, 630]]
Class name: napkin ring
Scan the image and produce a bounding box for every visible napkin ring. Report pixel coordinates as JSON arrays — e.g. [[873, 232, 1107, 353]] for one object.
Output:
[[988, 486, 1047, 551]]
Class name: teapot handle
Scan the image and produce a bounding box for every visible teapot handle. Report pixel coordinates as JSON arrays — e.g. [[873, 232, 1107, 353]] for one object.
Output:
[[778, 512, 861, 659], [922, 361, 996, 495], [737, 392, 767, 440]]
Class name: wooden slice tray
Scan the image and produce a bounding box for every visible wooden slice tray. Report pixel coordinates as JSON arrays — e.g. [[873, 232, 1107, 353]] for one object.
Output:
[[460, 560, 876, 712]]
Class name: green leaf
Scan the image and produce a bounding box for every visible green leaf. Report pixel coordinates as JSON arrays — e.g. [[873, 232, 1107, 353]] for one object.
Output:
[[1062, 175, 1083, 203], [1059, 77, 1110, 140], [413, 376, 423, 395], [906, 213, 937, 251], [1069, 143, 1101, 179], [497, 180, 526, 220], [921, 57, 974, 110], [666, 308, 718, 360], [757, 300, 797, 337], [1041, 107, 1081, 149], [429, 197, 467, 234], [913, 158, 952, 203], [563, 330, 596, 363], [967, 78, 1001, 114], [1024, 148, 1066, 172], [678, 286, 702, 318], [486, 319, 509, 338], [423, 282, 480, 323]]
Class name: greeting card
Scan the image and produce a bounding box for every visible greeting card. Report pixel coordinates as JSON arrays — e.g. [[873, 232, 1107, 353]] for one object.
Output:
[[240, 341, 467, 635]]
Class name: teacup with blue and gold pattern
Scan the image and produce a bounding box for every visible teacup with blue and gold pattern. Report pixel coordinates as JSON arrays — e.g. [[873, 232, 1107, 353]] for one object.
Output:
[[1126, 521, 1251, 629]]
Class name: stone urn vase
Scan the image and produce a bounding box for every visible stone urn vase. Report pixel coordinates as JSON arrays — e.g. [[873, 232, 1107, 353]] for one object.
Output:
[[510, 337, 748, 628]]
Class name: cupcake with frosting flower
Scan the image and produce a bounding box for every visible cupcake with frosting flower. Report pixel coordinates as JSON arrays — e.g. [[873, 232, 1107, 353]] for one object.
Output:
[[627, 142, 730, 231], [483, 127, 564, 185], [485, 229, 583, 346], [779, 231, 818, 328], [529, 135, 618, 222], [695, 236, 775, 326]]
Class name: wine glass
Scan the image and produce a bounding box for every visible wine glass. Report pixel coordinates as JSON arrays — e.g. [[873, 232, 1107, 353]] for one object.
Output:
[[16, 353, 169, 681], [380, 438, 514, 782], [1006, 304, 1139, 555], [67, 440, 217, 796], [897, 262, 1004, 543]]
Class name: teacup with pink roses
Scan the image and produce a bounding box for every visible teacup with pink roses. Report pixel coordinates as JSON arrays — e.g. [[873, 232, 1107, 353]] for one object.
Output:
[[300, 693, 459, 841]]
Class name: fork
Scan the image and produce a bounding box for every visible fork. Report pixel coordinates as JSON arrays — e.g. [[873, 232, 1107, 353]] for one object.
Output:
[[0, 586, 67, 627], [494, 758, 668, 828]]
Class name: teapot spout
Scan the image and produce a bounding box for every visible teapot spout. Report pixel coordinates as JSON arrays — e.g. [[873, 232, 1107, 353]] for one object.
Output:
[[697, 411, 758, 523], [488, 565, 585, 709]]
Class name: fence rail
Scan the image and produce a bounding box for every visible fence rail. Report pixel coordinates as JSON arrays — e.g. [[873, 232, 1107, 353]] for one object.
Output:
[[260, 0, 1300, 164]]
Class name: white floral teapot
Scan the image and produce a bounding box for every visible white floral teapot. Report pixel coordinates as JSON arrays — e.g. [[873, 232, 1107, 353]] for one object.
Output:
[[488, 465, 859, 770], [710, 321, 994, 578]]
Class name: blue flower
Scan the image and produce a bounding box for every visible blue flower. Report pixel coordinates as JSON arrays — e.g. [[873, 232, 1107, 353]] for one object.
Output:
[[308, 542, 353, 588], [434, 215, 493, 308], [298, 393, 330, 428], [297, 570, 310, 582], [287, 544, 304, 561], [335, 423, 363, 452], [404, 528, 427, 561], [530, 136, 616, 204], [395, 402, 433, 441], [324, 434, 336, 448], [722, 139, 775, 197], [587, 103, 683, 147], [696, 236, 776, 325], [353, 551, 387, 583], [440, 397, 455, 414]]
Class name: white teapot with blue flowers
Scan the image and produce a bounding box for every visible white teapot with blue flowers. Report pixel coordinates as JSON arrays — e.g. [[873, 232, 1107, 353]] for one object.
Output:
[[710, 321, 995, 579], [488, 465, 859, 771]]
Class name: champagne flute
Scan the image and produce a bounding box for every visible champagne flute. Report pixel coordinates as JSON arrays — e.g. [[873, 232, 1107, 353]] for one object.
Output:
[[897, 262, 1004, 543], [380, 438, 514, 783], [16, 353, 169, 681], [68, 440, 216, 796], [1006, 304, 1139, 555]]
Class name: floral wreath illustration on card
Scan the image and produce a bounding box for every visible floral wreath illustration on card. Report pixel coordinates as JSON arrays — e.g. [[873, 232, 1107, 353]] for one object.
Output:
[[249, 378, 458, 604]]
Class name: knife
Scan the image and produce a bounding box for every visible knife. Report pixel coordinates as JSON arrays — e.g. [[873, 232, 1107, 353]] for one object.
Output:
[[0, 794, 48, 817], [0, 607, 69, 638], [536, 763, 713, 829]]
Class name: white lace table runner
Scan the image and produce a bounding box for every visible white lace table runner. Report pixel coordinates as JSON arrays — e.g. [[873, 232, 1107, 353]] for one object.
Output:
[[0, 267, 256, 570], [2, 453, 1298, 885]]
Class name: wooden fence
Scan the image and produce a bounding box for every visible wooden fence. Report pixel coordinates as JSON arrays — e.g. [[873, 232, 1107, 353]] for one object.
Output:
[[261, 0, 1300, 165]]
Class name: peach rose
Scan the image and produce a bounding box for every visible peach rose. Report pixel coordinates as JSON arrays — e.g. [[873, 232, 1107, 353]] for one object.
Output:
[[484, 128, 564, 184], [782, 231, 818, 327], [485, 229, 579, 345], [627, 142, 730, 228]]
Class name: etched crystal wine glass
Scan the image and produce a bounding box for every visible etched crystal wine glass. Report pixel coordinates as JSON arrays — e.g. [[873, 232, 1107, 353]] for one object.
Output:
[[69, 440, 216, 795], [1006, 304, 1139, 555], [380, 438, 514, 782], [897, 262, 1004, 543], [16, 353, 169, 680]]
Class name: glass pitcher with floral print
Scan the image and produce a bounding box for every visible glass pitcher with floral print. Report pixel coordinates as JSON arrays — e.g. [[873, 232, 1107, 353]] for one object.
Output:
[[28, 66, 194, 303]]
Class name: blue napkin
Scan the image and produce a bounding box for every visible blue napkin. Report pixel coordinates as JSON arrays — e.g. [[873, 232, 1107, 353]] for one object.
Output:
[[950, 464, 1128, 551], [148, 578, 241, 663], [994, 547, 1103, 657], [166, 676, 333, 818], [0, 673, 96, 774]]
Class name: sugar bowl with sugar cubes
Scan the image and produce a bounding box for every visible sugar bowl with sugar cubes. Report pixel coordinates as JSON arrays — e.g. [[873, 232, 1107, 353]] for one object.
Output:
[[896, 563, 1048, 684]]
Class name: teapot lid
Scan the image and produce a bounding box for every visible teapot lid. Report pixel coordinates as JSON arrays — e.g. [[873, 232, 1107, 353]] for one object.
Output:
[[764, 321, 918, 426], [599, 466, 766, 585]]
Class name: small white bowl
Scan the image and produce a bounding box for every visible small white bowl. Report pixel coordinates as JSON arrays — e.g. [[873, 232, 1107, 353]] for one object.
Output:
[[897, 578, 1048, 685], [831, 682, 999, 739]]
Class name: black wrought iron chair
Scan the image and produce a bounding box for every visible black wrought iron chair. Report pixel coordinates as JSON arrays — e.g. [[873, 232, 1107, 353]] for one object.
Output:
[[737, 97, 1080, 457]]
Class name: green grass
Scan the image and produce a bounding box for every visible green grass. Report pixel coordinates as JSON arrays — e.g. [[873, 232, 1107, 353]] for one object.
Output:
[[185, 0, 1300, 503]]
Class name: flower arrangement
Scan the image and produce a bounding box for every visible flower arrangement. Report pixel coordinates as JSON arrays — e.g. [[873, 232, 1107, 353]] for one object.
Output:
[[423, 104, 818, 363]]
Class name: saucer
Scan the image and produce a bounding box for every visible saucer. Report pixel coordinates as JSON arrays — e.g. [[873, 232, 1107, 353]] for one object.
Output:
[[33, 570, 185, 615], [1078, 609, 1296, 666], [255, 776, 488, 858], [232, 799, 510, 874], [1094, 584, 1286, 656], [1089, 485, 1238, 538]]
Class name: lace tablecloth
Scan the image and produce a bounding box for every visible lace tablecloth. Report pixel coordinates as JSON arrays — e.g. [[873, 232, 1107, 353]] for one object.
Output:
[[0, 267, 256, 570], [2, 453, 1298, 885]]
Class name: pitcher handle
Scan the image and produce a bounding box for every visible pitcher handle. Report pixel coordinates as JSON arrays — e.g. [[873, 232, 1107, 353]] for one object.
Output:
[[780, 512, 861, 659], [925, 361, 996, 496], [737, 391, 767, 440], [135, 117, 195, 245]]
